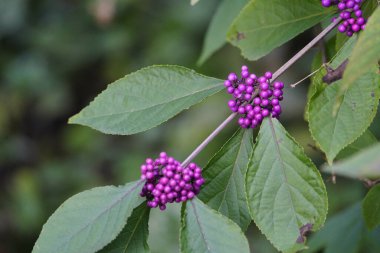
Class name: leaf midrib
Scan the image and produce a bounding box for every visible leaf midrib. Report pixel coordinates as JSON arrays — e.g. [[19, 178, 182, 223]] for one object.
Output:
[[123, 207, 148, 253], [268, 118, 298, 228], [73, 83, 223, 120], [216, 131, 247, 216], [190, 200, 212, 253], [238, 11, 328, 34]]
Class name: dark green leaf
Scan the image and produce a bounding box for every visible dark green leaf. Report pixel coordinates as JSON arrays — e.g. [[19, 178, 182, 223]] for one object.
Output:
[[246, 118, 327, 252], [33, 181, 144, 253], [227, 0, 332, 60], [322, 143, 380, 180], [363, 185, 380, 230], [197, 0, 248, 65], [198, 129, 253, 230], [69, 65, 224, 135], [98, 203, 150, 253], [180, 198, 250, 253]]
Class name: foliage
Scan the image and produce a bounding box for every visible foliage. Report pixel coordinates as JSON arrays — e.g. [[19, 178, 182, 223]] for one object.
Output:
[[2, 0, 379, 253]]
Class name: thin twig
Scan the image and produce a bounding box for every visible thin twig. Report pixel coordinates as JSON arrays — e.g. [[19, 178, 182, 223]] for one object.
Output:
[[272, 17, 342, 81], [290, 68, 322, 88], [180, 17, 342, 167], [180, 113, 237, 167]]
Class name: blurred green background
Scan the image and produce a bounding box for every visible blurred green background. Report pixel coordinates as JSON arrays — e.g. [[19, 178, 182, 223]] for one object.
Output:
[[1, 0, 379, 252]]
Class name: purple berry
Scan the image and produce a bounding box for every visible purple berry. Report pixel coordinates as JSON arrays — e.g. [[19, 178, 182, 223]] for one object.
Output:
[[260, 82, 269, 90], [253, 97, 261, 105], [273, 81, 284, 89], [338, 24, 347, 33], [264, 71, 273, 79], [322, 0, 331, 7], [228, 73, 237, 81]]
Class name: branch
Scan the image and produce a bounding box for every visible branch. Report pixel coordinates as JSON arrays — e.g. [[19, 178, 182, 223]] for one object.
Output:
[[272, 17, 342, 81], [322, 59, 349, 84], [180, 17, 342, 167]]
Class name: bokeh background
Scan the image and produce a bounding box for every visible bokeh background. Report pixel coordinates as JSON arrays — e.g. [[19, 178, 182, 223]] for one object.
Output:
[[1, 0, 379, 252]]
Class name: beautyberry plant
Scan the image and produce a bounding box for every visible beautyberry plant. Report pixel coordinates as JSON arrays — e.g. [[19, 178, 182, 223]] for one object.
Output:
[[33, 1, 380, 253]]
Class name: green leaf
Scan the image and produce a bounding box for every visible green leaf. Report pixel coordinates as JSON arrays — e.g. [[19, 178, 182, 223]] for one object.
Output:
[[246, 118, 327, 252], [322, 143, 380, 180], [363, 185, 380, 230], [69, 65, 224, 135], [180, 198, 250, 253], [308, 70, 380, 164], [336, 130, 378, 160], [197, 0, 248, 65], [305, 203, 364, 253], [227, 0, 332, 60], [337, 7, 380, 101], [305, 35, 357, 121], [198, 129, 253, 230], [97, 203, 150, 253], [33, 181, 144, 253]]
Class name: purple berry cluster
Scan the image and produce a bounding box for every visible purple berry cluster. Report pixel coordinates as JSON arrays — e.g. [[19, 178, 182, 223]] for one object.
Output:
[[224, 66, 284, 129], [140, 152, 205, 211], [321, 0, 366, 37]]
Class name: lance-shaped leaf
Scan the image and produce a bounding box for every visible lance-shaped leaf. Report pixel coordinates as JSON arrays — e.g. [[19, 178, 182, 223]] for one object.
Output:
[[98, 203, 150, 253], [246, 118, 327, 252], [198, 129, 253, 230], [227, 0, 332, 60], [322, 143, 380, 180], [363, 185, 380, 230], [337, 7, 380, 101], [33, 181, 144, 253], [197, 0, 248, 65], [180, 198, 250, 253], [309, 70, 380, 164], [69, 65, 224, 135]]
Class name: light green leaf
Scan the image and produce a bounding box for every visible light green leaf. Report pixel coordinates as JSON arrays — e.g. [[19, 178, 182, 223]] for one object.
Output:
[[33, 181, 144, 253], [305, 203, 364, 253], [322, 143, 380, 180], [246, 118, 327, 253], [336, 130, 378, 160], [198, 129, 253, 230], [97, 203, 150, 253], [363, 185, 380, 230], [227, 0, 332, 60], [69, 65, 223, 135], [180, 198, 250, 253], [197, 0, 248, 65], [337, 7, 380, 101], [309, 69, 380, 164]]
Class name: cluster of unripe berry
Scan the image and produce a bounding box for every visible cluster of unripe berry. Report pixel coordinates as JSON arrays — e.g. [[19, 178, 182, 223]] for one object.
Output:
[[140, 152, 205, 210], [321, 0, 366, 37], [224, 66, 284, 129]]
